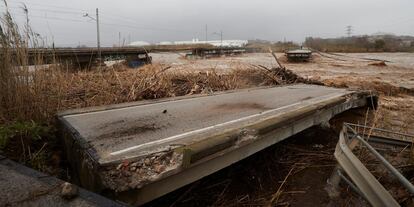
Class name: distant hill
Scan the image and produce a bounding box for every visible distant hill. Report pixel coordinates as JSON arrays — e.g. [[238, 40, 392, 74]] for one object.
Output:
[[304, 34, 414, 52]]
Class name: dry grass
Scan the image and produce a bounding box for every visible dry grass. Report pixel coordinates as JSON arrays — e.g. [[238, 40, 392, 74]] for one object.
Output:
[[0, 60, 285, 174], [1, 62, 283, 125], [0, 4, 281, 125], [0, 3, 298, 174], [0, 1, 305, 126], [0, 2, 55, 124]]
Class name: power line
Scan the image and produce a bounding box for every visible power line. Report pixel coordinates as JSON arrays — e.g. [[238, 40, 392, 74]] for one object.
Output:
[[2, 1, 198, 34], [0, 5, 85, 15], [10, 12, 191, 34], [99, 11, 192, 33], [4, 0, 92, 13], [11, 13, 93, 24], [2, 2, 202, 45], [3, 6, 193, 33], [3, 2, 180, 32], [2, 3, 166, 46]]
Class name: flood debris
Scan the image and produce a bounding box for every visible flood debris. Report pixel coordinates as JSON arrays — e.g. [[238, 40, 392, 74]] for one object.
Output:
[[368, 61, 387, 67], [253, 49, 323, 86]]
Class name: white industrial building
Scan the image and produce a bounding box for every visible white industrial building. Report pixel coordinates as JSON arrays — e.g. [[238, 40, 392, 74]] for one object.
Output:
[[128, 39, 248, 48], [128, 41, 151, 47], [171, 39, 248, 48]]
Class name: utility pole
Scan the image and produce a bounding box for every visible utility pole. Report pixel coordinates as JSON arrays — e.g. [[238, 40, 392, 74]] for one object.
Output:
[[205, 24, 208, 43], [212, 30, 223, 55], [118, 32, 121, 47], [96, 8, 101, 61], [346, 25, 353, 37], [220, 30, 223, 47], [212, 30, 223, 47]]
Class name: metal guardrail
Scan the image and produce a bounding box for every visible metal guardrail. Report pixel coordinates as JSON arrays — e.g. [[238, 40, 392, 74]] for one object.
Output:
[[347, 123, 414, 143], [331, 123, 414, 207]]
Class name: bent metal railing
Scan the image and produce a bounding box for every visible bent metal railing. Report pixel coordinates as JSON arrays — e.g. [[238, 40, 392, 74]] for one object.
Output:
[[330, 123, 414, 207]]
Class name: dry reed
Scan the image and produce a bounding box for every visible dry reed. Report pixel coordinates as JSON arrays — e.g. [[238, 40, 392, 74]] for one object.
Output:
[[0, 1, 292, 173], [0, 3, 281, 125]]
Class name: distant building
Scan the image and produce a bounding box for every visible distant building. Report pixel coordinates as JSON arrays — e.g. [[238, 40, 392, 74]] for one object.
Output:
[[157, 39, 248, 48], [158, 41, 173, 46], [128, 41, 151, 47], [128, 39, 248, 48]]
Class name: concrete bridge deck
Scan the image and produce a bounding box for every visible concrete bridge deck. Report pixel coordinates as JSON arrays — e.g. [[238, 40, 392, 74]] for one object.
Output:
[[18, 46, 249, 67], [25, 47, 151, 67], [58, 84, 376, 205]]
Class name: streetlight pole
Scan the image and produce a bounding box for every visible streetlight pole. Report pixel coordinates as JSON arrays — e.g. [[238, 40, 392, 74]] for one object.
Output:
[[83, 8, 102, 63]]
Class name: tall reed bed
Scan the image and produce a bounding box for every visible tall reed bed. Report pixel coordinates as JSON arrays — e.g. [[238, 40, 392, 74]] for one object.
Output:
[[0, 1, 64, 124]]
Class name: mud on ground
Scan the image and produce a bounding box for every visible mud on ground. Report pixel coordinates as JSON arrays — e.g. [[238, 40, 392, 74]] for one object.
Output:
[[145, 52, 414, 206], [4, 52, 411, 206], [152, 52, 414, 134]]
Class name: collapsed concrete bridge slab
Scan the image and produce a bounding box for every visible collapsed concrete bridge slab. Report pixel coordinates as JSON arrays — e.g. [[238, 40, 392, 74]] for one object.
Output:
[[58, 84, 377, 205]]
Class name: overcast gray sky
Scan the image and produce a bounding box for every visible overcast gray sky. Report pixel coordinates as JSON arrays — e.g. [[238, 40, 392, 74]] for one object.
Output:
[[1, 0, 413, 47]]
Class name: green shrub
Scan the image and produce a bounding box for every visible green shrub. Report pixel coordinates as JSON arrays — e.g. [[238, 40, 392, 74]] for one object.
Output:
[[0, 121, 50, 150]]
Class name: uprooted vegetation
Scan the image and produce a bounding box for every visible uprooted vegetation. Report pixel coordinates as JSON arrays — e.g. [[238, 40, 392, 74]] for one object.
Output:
[[1, 62, 308, 124], [0, 62, 307, 174]]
